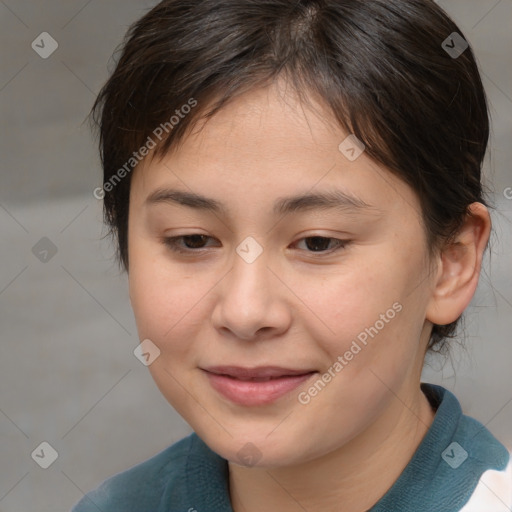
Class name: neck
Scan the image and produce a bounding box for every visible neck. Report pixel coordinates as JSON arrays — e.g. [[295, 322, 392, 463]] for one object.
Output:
[[229, 385, 435, 512]]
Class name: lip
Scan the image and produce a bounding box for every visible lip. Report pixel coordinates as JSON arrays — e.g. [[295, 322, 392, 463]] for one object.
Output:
[[202, 366, 317, 406], [203, 365, 316, 379]]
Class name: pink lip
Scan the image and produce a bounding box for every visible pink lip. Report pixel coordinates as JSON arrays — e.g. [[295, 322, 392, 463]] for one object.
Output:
[[202, 366, 316, 406]]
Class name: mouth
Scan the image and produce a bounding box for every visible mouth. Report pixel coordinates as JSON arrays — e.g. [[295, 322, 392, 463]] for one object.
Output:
[[203, 365, 316, 379], [201, 366, 317, 406]]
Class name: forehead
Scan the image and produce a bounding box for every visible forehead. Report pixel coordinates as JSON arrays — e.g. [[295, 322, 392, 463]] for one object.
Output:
[[132, 82, 422, 224], [184, 82, 341, 158]]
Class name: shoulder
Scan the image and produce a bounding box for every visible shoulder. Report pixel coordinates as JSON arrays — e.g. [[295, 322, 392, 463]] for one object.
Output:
[[70, 433, 195, 512], [428, 385, 512, 511], [372, 384, 511, 512]]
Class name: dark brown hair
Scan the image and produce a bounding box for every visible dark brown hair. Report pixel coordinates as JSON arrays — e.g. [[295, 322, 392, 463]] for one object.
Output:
[[90, 0, 490, 352]]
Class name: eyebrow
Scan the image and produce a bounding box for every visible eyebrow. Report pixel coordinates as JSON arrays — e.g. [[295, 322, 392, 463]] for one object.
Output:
[[145, 187, 377, 217]]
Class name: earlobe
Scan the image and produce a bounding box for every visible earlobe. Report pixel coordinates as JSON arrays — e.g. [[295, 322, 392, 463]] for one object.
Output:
[[426, 203, 491, 326]]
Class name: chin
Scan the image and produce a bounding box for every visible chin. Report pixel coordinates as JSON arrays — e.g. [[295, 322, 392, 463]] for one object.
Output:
[[199, 430, 312, 469]]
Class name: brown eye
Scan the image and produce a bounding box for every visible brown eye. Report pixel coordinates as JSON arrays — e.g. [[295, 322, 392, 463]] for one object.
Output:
[[179, 234, 210, 249], [293, 236, 348, 254], [162, 234, 349, 257], [163, 235, 216, 253]]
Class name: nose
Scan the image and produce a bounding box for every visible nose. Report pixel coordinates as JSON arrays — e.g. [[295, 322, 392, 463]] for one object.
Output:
[[210, 243, 291, 341]]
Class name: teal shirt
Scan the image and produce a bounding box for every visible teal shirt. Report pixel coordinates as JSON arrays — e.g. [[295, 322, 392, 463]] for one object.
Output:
[[71, 384, 510, 511]]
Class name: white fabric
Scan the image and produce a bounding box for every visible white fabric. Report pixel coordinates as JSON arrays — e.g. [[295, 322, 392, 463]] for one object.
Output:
[[459, 453, 512, 511]]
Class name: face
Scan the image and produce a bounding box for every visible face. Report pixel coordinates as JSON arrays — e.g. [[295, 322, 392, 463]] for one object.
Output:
[[127, 81, 436, 468]]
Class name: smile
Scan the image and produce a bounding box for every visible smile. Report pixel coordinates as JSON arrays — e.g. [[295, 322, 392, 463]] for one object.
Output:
[[202, 367, 317, 406]]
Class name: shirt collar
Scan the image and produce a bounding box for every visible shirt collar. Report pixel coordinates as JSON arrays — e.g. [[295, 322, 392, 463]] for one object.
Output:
[[184, 383, 509, 511]]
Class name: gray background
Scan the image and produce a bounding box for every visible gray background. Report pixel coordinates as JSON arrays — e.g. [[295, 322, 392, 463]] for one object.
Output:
[[0, 1, 511, 511]]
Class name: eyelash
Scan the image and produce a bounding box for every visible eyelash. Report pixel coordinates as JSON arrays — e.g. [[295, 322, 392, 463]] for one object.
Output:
[[162, 234, 349, 257]]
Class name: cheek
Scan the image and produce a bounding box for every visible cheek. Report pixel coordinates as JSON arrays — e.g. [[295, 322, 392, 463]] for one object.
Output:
[[130, 267, 196, 343], [314, 254, 428, 373], [318, 267, 397, 332], [128, 256, 207, 416], [128, 239, 199, 348]]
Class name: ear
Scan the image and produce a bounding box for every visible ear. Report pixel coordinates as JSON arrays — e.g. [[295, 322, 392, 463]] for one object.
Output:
[[426, 202, 491, 326]]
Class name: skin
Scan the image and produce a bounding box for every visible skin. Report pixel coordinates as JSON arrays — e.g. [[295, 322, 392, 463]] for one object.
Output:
[[127, 79, 491, 511]]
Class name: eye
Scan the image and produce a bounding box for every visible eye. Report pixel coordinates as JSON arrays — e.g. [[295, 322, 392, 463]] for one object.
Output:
[[162, 234, 349, 256], [163, 234, 216, 254], [292, 236, 348, 254]]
